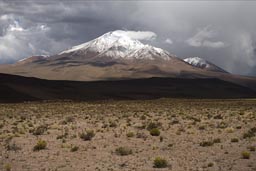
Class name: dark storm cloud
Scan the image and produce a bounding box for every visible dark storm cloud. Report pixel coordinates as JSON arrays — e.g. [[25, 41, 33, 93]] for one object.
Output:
[[0, 0, 256, 76]]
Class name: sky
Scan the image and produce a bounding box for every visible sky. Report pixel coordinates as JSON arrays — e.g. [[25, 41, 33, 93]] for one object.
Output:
[[0, 0, 256, 76]]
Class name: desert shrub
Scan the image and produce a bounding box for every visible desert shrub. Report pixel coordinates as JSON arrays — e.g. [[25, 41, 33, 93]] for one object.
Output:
[[200, 140, 214, 147], [198, 125, 205, 130], [170, 119, 179, 125], [140, 115, 146, 120], [27, 122, 33, 127], [247, 146, 255, 151], [241, 151, 250, 159], [126, 132, 135, 138], [217, 121, 228, 129], [187, 116, 201, 122], [61, 116, 75, 124], [147, 122, 161, 131], [33, 139, 47, 151], [208, 162, 214, 167], [109, 120, 117, 128], [226, 127, 234, 133], [213, 138, 221, 143], [150, 128, 160, 136], [4, 164, 11, 171], [168, 144, 173, 148], [115, 147, 132, 156], [80, 130, 95, 141], [213, 114, 223, 119], [32, 125, 48, 135], [160, 136, 163, 142], [153, 157, 168, 168], [243, 127, 256, 139], [56, 133, 68, 140], [136, 132, 147, 139], [70, 146, 79, 152], [6, 142, 21, 151], [231, 138, 239, 143]]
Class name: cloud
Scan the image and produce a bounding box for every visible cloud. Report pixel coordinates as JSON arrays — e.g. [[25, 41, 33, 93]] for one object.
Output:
[[165, 38, 173, 45], [0, 16, 69, 63], [186, 26, 226, 48], [114, 30, 157, 40], [0, 1, 256, 76]]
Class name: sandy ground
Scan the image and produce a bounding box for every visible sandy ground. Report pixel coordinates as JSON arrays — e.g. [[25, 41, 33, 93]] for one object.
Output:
[[0, 99, 256, 171]]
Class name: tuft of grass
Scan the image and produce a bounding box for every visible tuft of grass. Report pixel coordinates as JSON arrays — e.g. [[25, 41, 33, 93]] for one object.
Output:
[[243, 127, 256, 139], [4, 164, 11, 171], [241, 151, 250, 159], [115, 147, 133, 156], [153, 157, 168, 168], [208, 162, 214, 167], [70, 145, 79, 152], [231, 138, 239, 143], [80, 130, 95, 141], [33, 139, 47, 151], [200, 140, 214, 147], [147, 122, 161, 131], [32, 125, 48, 135], [6, 142, 21, 151], [150, 128, 160, 136], [126, 132, 135, 138], [247, 146, 255, 152]]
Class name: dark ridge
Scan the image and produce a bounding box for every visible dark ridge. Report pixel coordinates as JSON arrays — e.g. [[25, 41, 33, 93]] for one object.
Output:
[[0, 73, 255, 103]]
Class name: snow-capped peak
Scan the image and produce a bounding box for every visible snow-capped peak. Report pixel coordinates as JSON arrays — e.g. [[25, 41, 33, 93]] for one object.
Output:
[[183, 57, 210, 68], [59, 30, 172, 60], [18, 55, 49, 62], [60, 30, 144, 54]]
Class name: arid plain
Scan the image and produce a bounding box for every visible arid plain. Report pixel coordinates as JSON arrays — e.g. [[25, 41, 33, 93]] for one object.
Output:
[[0, 99, 256, 171]]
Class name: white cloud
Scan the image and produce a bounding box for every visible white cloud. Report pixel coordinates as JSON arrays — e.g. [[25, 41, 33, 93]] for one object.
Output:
[[165, 38, 173, 45], [114, 30, 157, 40], [186, 26, 226, 48], [8, 21, 24, 32], [0, 18, 67, 63], [236, 33, 255, 67]]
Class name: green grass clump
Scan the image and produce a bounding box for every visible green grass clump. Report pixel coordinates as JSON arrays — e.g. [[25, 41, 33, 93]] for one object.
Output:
[[33, 139, 47, 151], [115, 147, 133, 156], [80, 130, 95, 141], [241, 151, 250, 159], [4, 164, 11, 171], [126, 132, 135, 138], [70, 146, 79, 152], [150, 128, 160, 136], [153, 157, 168, 168]]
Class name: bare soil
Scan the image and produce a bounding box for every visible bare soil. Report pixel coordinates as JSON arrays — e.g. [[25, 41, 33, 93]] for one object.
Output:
[[0, 99, 256, 171]]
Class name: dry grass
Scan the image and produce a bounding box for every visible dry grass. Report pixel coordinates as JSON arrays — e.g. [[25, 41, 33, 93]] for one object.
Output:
[[0, 98, 256, 171]]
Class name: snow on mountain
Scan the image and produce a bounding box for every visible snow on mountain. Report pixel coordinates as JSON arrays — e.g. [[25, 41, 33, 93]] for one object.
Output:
[[59, 30, 172, 60], [183, 57, 210, 69], [17, 55, 49, 65], [183, 57, 228, 73]]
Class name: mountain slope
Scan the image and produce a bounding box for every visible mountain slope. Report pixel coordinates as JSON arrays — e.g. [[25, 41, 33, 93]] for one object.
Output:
[[0, 73, 255, 103], [0, 30, 199, 81], [183, 57, 228, 73], [0, 30, 256, 92]]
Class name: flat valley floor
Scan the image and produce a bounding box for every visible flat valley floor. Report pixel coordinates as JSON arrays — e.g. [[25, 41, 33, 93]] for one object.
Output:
[[0, 99, 256, 171]]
